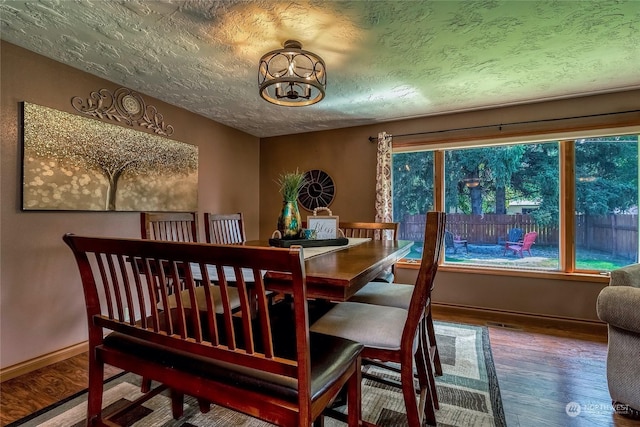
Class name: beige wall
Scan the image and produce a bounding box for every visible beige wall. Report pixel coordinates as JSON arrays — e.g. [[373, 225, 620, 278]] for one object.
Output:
[[0, 42, 260, 369], [260, 89, 640, 322], [259, 125, 381, 236]]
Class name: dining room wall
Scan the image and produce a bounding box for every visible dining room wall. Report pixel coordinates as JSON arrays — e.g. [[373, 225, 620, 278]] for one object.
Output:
[[2, 39, 638, 372], [0, 41, 261, 370], [259, 88, 640, 323]]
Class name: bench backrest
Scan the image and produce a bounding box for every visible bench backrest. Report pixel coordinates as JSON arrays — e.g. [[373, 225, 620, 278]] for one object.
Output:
[[63, 234, 312, 402]]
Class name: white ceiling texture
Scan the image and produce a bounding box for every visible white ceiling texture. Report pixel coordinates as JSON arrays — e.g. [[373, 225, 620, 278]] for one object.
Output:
[[1, 0, 639, 138]]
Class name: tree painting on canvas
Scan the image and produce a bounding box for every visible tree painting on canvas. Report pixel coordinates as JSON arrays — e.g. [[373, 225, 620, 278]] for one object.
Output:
[[21, 102, 198, 211]]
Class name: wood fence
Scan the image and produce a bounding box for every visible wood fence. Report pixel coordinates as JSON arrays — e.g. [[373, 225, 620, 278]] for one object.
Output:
[[399, 213, 638, 258], [576, 214, 638, 259]]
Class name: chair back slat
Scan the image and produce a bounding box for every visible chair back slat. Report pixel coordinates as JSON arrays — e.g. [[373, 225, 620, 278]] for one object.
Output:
[[204, 212, 246, 244], [254, 270, 275, 358], [198, 263, 221, 345], [339, 221, 398, 241], [233, 265, 256, 353], [141, 212, 199, 242], [64, 234, 306, 380], [215, 264, 239, 349]]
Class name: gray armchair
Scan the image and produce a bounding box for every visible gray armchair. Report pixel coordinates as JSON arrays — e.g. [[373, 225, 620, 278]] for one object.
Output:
[[596, 263, 640, 419]]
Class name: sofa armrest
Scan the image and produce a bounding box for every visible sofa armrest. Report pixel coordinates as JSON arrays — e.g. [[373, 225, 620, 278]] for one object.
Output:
[[610, 264, 640, 288], [597, 286, 640, 334]]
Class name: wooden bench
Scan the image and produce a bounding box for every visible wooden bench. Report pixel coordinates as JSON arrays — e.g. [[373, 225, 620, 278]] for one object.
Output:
[[63, 234, 363, 427]]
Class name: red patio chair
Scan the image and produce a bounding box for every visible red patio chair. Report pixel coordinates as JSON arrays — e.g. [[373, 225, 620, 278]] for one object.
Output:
[[505, 231, 537, 257]]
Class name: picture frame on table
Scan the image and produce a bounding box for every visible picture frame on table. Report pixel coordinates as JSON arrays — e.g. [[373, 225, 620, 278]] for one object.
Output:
[[307, 215, 339, 240]]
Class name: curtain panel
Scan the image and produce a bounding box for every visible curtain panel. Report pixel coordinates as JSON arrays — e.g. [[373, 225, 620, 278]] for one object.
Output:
[[375, 131, 393, 240]]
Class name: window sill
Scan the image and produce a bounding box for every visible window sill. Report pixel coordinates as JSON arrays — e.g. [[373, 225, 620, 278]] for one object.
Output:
[[396, 260, 611, 283]]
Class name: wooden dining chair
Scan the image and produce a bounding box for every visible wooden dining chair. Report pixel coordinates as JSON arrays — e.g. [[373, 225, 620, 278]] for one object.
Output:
[[140, 211, 241, 394], [204, 212, 246, 244], [63, 234, 363, 427], [140, 212, 244, 311], [204, 212, 276, 310], [339, 221, 399, 240], [349, 214, 446, 377], [311, 211, 446, 427], [339, 221, 399, 283], [141, 212, 199, 242]]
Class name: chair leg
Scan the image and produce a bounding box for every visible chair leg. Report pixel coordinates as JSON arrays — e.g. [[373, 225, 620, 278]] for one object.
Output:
[[198, 398, 211, 413], [87, 351, 104, 426], [400, 356, 424, 427], [415, 340, 439, 414], [419, 320, 439, 410], [170, 389, 184, 419], [412, 339, 437, 427], [420, 372, 438, 427], [346, 358, 362, 427]]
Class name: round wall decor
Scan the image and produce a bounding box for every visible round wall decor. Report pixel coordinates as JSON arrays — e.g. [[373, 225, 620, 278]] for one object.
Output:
[[298, 169, 335, 211]]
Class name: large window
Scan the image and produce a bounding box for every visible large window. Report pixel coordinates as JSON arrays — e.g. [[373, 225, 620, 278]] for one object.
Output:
[[392, 134, 639, 273]]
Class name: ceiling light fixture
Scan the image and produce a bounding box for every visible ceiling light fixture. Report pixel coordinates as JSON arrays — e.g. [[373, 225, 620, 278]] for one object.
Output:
[[258, 40, 326, 107]]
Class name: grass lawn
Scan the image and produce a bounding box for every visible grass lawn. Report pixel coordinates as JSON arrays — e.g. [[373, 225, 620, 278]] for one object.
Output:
[[406, 243, 635, 272]]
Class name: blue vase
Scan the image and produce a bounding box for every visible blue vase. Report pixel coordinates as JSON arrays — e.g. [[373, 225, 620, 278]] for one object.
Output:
[[277, 200, 301, 239]]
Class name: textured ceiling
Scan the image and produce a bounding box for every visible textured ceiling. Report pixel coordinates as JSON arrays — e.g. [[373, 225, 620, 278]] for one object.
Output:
[[1, 0, 639, 138]]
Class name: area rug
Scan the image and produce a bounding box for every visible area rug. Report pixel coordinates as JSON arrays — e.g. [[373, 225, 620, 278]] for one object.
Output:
[[9, 322, 505, 427]]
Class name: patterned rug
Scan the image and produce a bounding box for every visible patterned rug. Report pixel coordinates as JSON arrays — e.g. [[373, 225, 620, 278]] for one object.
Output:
[[9, 322, 505, 427]]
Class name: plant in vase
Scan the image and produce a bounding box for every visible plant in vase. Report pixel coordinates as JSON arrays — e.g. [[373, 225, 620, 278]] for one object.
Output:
[[275, 169, 306, 239]]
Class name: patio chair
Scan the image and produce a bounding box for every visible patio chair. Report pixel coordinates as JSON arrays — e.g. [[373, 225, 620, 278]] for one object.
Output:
[[502, 228, 524, 254], [444, 230, 468, 254], [507, 228, 523, 243], [505, 231, 537, 257]]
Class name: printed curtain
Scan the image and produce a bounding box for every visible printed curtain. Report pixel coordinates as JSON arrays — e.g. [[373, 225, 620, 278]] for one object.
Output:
[[375, 131, 393, 239]]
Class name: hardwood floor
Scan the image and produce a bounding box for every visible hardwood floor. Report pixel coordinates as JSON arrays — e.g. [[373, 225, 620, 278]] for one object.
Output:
[[0, 353, 121, 426], [1, 307, 637, 427], [433, 305, 637, 427]]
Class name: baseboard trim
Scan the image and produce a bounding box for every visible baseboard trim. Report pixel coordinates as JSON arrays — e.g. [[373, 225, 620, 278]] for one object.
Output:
[[0, 341, 88, 383], [432, 302, 608, 336]]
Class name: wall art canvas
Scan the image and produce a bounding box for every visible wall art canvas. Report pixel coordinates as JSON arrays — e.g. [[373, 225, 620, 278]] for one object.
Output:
[[21, 102, 198, 211]]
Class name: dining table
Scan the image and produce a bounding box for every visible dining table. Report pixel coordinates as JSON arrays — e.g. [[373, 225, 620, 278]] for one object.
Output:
[[244, 238, 413, 301]]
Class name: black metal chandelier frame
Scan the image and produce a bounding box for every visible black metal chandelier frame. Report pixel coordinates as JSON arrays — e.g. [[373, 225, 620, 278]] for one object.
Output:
[[258, 40, 326, 107]]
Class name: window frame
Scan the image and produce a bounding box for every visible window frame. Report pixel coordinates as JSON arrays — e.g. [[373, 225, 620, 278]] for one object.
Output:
[[393, 128, 639, 279]]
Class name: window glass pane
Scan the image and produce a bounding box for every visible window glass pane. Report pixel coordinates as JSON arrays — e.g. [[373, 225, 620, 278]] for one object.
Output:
[[392, 151, 434, 260], [442, 143, 560, 270], [575, 135, 639, 271]]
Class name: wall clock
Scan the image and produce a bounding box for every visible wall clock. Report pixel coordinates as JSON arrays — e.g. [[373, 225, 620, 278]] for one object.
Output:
[[298, 169, 335, 211]]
